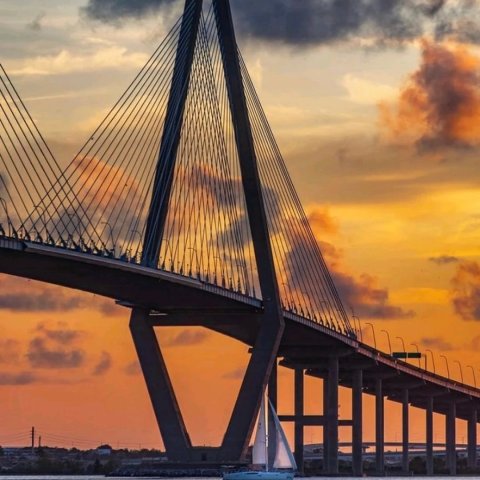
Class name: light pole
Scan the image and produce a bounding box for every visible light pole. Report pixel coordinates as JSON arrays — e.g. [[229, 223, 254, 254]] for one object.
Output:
[[410, 343, 421, 367], [381, 330, 392, 354], [365, 322, 377, 349], [425, 349, 436, 373], [453, 360, 464, 384], [440, 355, 450, 379], [353, 315, 363, 342], [466, 365, 476, 387], [396, 336, 406, 353], [101, 221, 115, 256]]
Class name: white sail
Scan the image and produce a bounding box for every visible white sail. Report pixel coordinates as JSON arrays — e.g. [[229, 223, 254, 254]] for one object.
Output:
[[269, 401, 297, 471], [252, 397, 268, 466]]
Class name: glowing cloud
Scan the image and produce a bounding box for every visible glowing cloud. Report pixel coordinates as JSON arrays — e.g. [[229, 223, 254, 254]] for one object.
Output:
[[380, 40, 480, 150]]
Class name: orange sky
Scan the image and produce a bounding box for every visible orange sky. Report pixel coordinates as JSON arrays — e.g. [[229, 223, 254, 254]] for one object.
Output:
[[1, 0, 480, 453]]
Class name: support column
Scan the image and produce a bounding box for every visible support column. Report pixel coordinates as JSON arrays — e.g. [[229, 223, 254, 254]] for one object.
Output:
[[322, 374, 329, 473], [426, 396, 434, 475], [446, 400, 456, 475], [402, 389, 409, 474], [268, 361, 278, 467], [294, 368, 304, 475], [468, 405, 477, 470], [326, 356, 339, 474], [352, 369, 363, 476], [130, 308, 191, 460], [375, 378, 384, 475]]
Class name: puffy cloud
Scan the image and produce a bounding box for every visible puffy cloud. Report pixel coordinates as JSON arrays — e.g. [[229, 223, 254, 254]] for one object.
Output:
[[27, 323, 87, 369], [380, 40, 480, 151], [82, 0, 480, 47], [27, 337, 86, 369], [163, 329, 210, 347], [429, 255, 459, 265], [0, 290, 83, 312], [92, 351, 112, 376], [451, 260, 480, 320]]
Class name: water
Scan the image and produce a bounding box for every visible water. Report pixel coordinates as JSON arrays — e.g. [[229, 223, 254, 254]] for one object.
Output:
[[0, 477, 479, 480]]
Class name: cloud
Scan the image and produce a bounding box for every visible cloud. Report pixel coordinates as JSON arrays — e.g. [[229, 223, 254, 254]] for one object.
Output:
[[342, 74, 398, 105], [163, 329, 209, 347], [380, 40, 480, 151], [451, 260, 480, 321], [82, 0, 178, 23], [26, 12, 45, 32], [36, 323, 85, 344], [420, 336, 455, 351], [123, 360, 141, 376], [92, 351, 112, 376], [0, 371, 41, 385], [27, 337, 86, 369], [10, 47, 148, 76], [429, 255, 459, 265], [0, 290, 84, 312], [81, 0, 480, 47], [286, 207, 413, 320]]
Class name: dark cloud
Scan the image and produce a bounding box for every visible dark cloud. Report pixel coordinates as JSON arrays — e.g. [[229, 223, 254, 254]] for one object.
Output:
[[36, 323, 84, 344], [429, 255, 459, 265], [421, 336, 455, 351], [0, 290, 84, 312], [92, 351, 112, 375], [0, 339, 21, 364], [27, 337, 86, 369], [380, 40, 480, 151], [451, 260, 480, 321], [0, 371, 40, 385], [123, 360, 141, 376], [163, 329, 209, 347], [81, 0, 480, 47], [82, 0, 177, 23]]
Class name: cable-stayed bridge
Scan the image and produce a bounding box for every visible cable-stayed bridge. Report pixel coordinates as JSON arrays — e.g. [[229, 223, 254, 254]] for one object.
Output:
[[0, 0, 479, 475]]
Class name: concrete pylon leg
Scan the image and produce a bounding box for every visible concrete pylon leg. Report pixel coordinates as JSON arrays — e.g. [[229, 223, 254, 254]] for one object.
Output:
[[468, 405, 477, 470], [129, 307, 191, 461], [352, 369, 363, 476], [323, 374, 329, 473], [402, 389, 409, 474], [426, 396, 434, 475], [326, 356, 339, 474], [375, 378, 384, 475], [446, 401, 456, 475], [294, 368, 304, 475]]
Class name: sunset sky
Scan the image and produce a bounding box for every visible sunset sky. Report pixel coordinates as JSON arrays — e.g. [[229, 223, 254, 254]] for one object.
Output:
[[0, 0, 480, 451]]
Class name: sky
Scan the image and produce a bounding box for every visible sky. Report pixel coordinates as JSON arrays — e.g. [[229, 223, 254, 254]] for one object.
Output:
[[0, 0, 480, 452]]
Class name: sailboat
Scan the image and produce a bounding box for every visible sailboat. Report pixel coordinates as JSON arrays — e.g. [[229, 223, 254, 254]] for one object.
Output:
[[223, 397, 297, 480]]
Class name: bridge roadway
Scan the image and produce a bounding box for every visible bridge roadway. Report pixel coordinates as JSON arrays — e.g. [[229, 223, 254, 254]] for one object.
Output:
[[0, 236, 479, 475]]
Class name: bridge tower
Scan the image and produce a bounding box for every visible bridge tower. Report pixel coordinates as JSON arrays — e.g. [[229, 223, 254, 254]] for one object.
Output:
[[129, 0, 284, 462]]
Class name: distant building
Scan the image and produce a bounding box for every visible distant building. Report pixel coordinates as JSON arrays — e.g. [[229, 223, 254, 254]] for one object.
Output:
[[95, 445, 112, 456]]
